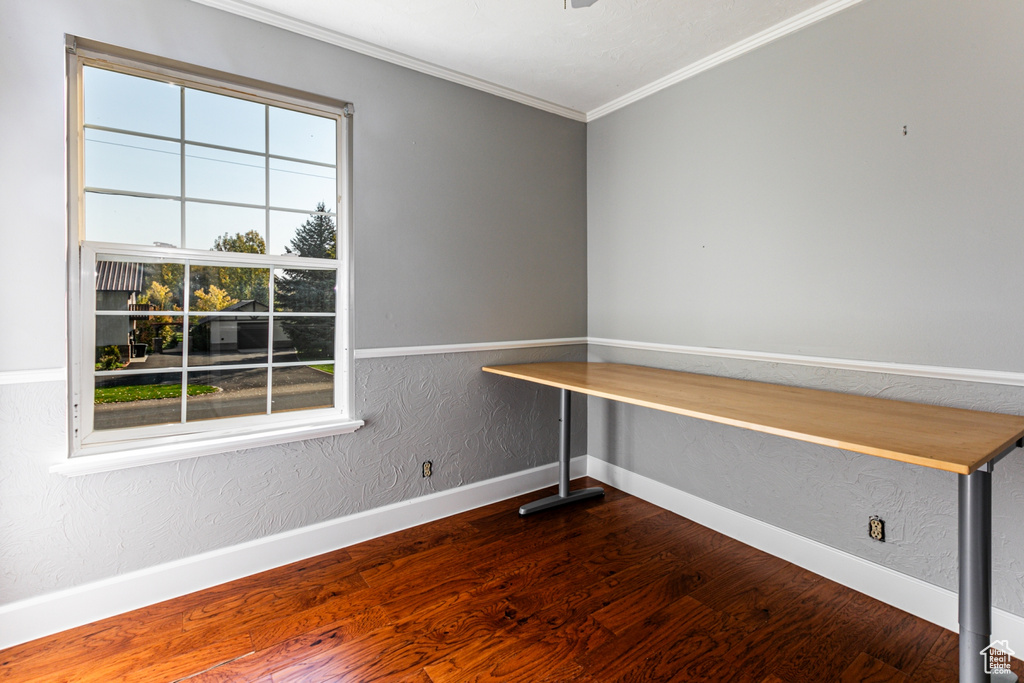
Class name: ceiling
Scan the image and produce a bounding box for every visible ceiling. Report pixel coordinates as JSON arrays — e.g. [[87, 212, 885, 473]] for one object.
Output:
[[189, 0, 862, 121]]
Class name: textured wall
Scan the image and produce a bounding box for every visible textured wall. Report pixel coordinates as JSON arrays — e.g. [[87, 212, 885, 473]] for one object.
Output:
[[0, 345, 586, 604], [587, 0, 1024, 372], [588, 344, 1024, 615]]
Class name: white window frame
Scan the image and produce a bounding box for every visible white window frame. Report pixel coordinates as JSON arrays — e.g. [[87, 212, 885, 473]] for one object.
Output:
[[57, 37, 361, 476]]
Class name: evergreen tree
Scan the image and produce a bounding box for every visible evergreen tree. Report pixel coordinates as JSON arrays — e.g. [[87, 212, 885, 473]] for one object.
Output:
[[276, 204, 337, 361], [284, 203, 336, 260]]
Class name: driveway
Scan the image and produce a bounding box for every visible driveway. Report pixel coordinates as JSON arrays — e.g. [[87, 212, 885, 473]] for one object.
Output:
[[93, 365, 334, 431]]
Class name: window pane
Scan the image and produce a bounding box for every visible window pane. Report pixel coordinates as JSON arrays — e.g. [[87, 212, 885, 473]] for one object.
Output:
[[269, 210, 337, 258], [270, 158, 335, 211], [272, 365, 333, 413], [189, 266, 270, 310], [133, 314, 184, 364], [185, 203, 266, 253], [185, 88, 265, 153], [273, 316, 334, 363], [93, 371, 184, 431], [185, 145, 265, 205], [83, 66, 180, 138], [269, 106, 335, 164], [186, 368, 267, 422], [96, 314, 183, 371], [94, 315, 134, 366], [78, 62, 349, 442], [96, 260, 184, 312], [85, 129, 180, 196], [188, 314, 268, 366], [85, 193, 181, 247], [274, 267, 336, 312]]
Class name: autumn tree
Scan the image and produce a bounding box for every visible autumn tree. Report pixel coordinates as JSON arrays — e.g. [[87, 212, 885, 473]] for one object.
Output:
[[135, 262, 184, 351], [192, 285, 239, 312], [214, 230, 266, 255], [142, 281, 175, 311], [149, 263, 185, 306], [137, 277, 182, 350], [197, 230, 271, 304], [188, 285, 239, 352]]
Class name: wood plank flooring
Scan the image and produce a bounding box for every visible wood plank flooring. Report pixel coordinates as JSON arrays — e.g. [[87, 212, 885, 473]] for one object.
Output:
[[2, 478, 1020, 682]]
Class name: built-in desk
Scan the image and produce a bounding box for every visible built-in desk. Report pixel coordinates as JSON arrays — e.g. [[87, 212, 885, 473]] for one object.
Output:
[[483, 361, 1024, 683]]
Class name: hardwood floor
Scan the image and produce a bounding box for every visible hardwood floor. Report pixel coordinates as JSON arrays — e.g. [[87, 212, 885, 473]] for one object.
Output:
[[2, 478, 1020, 682]]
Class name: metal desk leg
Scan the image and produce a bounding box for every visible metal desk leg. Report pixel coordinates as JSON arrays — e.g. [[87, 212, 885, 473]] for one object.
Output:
[[519, 389, 604, 516], [959, 465, 1017, 683]]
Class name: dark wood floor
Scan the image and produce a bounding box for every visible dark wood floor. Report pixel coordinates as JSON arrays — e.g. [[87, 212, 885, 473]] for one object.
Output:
[[2, 478, 1020, 682]]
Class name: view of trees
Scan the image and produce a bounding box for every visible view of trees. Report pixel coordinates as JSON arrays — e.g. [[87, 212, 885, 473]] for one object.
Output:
[[206, 230, 271, 304], [283, 204, 336, 260], [137, 279, 180, 350], [276, 203, 337, 361], [191, 285, 238, 312], [126, 209, 336, 360]]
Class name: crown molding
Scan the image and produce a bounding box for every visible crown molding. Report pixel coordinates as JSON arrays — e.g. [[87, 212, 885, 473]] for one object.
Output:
[[585, 0, 866, 121], [188, 0, 864, 124], [186, 0, 587, 121]]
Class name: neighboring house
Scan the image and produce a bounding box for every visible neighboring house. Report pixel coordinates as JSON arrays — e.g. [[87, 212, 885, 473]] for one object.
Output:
[[94, 260, 143, 359], [191, 299, 289, 354]]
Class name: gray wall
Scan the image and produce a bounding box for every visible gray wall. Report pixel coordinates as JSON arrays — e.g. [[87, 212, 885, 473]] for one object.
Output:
[[587, 0, 1024, 615], [588, 0, 1024, 372], [0, 0, 586, 605]]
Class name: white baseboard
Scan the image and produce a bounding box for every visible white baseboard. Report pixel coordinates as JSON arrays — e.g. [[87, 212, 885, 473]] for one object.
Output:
[[0, 456, 587, 650], [11, 453, 1021, 653], [585, 455, 1024, 647]]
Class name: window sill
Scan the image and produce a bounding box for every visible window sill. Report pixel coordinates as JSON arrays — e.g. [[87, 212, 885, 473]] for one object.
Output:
[[52, 417, 364, 476]]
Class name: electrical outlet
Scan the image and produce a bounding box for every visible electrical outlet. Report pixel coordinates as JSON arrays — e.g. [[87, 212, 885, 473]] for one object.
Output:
[[869, 516, 885, 542], [422, 461, 432, 478]]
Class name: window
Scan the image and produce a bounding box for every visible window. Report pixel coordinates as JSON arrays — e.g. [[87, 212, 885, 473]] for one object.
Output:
[[62, 39, 360, 473]]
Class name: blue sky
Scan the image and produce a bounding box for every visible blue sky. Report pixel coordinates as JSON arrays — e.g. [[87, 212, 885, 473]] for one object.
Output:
[[82, 66, 337, 256]]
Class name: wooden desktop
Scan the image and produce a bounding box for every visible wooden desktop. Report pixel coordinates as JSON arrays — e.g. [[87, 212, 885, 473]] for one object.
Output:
[[484, 362, 1024, 683]]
